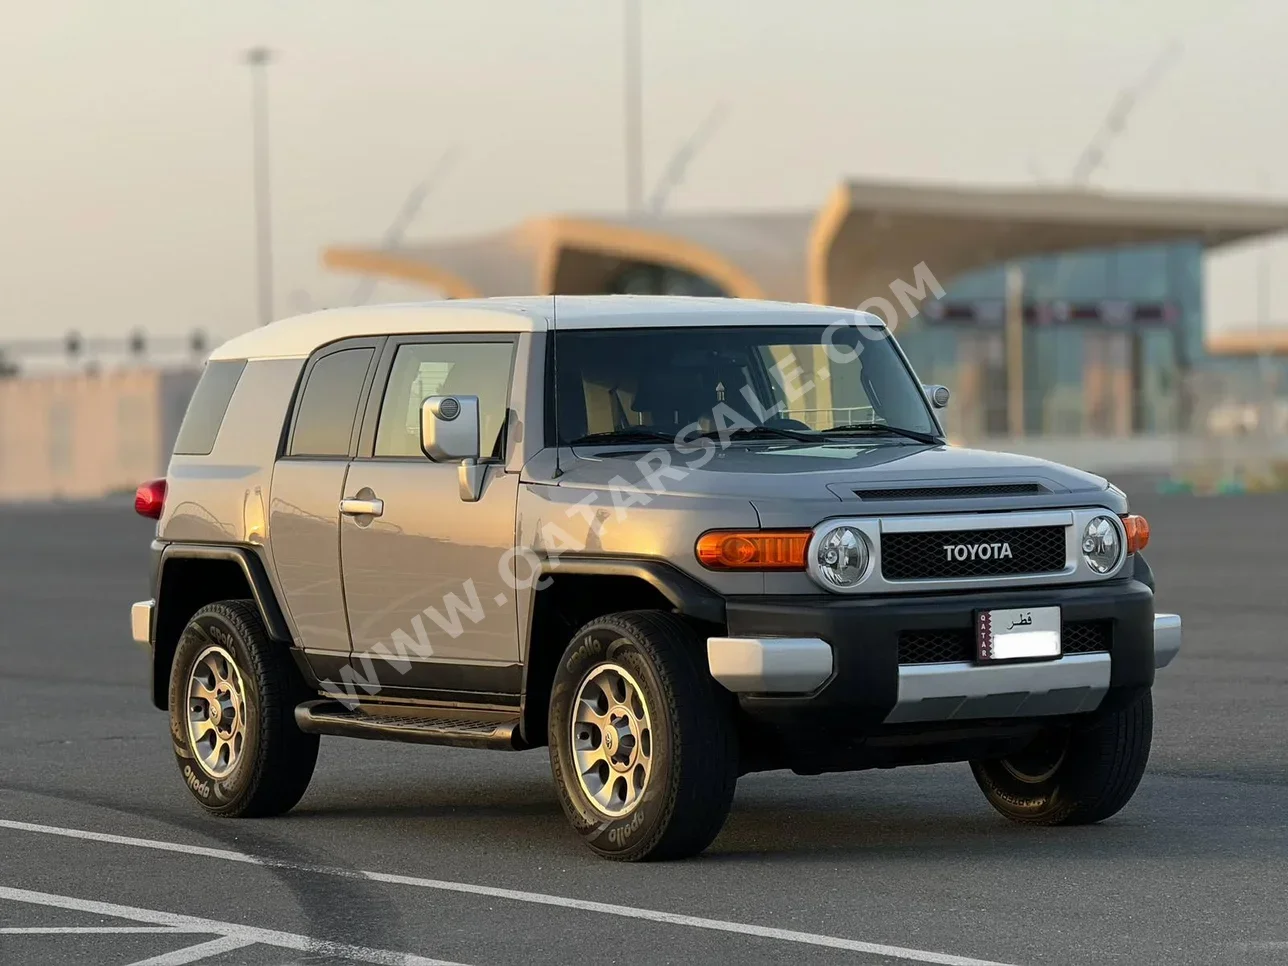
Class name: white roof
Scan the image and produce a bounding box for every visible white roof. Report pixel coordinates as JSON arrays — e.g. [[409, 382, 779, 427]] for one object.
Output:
[[208, 295, 885, 361]]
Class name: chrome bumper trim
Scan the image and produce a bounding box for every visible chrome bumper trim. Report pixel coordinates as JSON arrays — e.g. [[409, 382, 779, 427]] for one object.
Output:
[[707, 637, 833, 694], [1154, 613, 1182, 669], [131, 599, 154, 648], [884, 652, 1111, 724]]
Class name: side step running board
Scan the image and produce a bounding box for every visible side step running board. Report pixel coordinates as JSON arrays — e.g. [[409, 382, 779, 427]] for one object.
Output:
[[295, 700, 521, 750]]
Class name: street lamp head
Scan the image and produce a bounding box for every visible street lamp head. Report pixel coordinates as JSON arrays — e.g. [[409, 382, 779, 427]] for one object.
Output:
[[244, 47, 273, 66]]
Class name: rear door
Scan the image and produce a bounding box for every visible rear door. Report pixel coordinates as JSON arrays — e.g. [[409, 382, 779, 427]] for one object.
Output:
[[339, 335, 521, 703], [269, 339, 380, 684]]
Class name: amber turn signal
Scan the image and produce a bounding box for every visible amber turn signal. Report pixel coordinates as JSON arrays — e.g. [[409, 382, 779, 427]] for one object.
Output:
[[1122, 514, 1150, 554], [696, 530, 810, 571]]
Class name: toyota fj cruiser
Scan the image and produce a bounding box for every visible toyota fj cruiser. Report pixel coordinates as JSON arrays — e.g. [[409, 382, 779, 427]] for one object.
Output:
[[131, 296, 1181, 861]]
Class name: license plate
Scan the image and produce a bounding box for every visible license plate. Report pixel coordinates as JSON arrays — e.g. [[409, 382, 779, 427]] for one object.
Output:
[[977, 606, 1061, 661]]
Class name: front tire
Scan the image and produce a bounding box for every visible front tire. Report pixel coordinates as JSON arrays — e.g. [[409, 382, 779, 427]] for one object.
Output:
[[168, 600, 319, 817], [971, 688, 1153, 826], [548, 611, 738, 861]]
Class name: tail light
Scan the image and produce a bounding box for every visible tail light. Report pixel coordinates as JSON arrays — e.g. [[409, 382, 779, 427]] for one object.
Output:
[[135, 479, 167, 520], [1122, 513, 1150, 554]]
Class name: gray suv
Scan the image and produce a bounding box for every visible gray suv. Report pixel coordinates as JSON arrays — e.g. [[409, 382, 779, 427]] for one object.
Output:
[[131, 295, 1181, 861]]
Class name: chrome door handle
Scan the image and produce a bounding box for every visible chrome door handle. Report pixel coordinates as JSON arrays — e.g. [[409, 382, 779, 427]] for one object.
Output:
[[340, 497, 384, 517]]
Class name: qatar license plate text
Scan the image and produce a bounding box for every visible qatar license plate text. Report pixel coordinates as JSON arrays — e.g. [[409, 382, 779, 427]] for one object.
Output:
[[977, 606, 1061, 661]]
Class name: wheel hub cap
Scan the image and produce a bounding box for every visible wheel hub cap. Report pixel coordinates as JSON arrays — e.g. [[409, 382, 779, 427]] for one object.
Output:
[[185, 644, 247, 781], [571, 662, 653, 818]]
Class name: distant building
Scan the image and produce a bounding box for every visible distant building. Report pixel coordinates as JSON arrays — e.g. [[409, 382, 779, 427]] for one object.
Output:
[[5, 180, 1284, 505], [0, 367, 199, 502], [325, 178, 1288, 439]]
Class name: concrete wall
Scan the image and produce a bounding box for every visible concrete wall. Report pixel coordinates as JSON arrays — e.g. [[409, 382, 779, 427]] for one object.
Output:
[[0, 368, 199, 502]]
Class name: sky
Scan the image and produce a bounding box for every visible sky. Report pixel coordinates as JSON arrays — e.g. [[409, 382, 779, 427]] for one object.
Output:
[[2, 0, 1287, 348]]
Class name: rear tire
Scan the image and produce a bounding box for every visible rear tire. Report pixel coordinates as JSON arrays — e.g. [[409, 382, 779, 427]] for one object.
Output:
[[548, 610, 738, 861], [168, 600, 319, 817], [971, 688, 1153, 826]]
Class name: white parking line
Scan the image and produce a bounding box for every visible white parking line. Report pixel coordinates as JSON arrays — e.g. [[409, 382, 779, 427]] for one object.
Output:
[[0, 885, 468, 966], [124, 935, 254, 966], [0, 927, 208, 934], [0, 818, 1023, 966]]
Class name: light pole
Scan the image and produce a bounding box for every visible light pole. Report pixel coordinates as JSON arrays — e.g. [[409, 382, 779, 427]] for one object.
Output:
[[245, 47, 275, 327], [1257, 173, 1274, 438], [623, 0, 643, 215]]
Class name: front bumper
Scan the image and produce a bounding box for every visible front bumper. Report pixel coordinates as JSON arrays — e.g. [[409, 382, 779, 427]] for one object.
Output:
[[706, 578, 1178, 728], [131, 599, 154, 649], [887, 651, 1110, 724], [1153, 612, 1182, 669]]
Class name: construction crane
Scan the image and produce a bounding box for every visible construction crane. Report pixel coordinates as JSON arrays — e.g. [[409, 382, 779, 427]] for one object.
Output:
[[1068, 40, 1183, 187], [1044, 42, 1184, 292], [646, 103, 731, 216], [350, 144, 462, 306]]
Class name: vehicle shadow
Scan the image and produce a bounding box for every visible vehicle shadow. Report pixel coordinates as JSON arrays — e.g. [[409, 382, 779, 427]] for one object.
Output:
[[704, 768, 1288, 864], [273, 761, 1288, 868]]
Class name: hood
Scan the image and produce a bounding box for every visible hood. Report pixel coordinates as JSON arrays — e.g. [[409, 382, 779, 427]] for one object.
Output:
[[532, 441, 1117, 511]]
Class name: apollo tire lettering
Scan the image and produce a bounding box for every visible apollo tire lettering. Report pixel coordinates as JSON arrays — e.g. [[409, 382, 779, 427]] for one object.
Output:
[[183, 764, 212, 800], [942, 542, 1013, 562], [565, 634, 603, 672], [207, 623, 235, 649], [606, 808, 646, 846]]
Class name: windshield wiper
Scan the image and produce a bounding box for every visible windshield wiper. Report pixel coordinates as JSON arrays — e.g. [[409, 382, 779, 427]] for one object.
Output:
[[568, 428, 680, 445], [822, 422, 942, 445], [695, 425, 824, 443]]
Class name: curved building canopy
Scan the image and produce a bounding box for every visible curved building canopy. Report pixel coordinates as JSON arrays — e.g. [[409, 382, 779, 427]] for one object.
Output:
[[325, 178, 1288, 308]]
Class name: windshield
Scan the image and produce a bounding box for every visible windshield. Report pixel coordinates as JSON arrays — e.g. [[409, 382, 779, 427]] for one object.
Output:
[[550, 324, 940, 443]]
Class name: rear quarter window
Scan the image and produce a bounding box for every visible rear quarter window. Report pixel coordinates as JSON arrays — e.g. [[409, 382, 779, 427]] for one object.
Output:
[[172, 360, 247, 456]]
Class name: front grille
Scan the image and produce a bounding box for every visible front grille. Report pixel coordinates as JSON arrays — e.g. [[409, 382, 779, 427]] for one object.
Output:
[[1062, 620, 1111, 654], [881, 525, 1065, 580], [898, 629, 974, 664], [854, 483, 1046, 501], [897, 620, 1112, 664]]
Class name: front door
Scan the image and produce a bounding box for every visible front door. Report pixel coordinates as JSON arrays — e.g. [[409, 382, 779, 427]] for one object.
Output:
[[340, 337, 521, 703]]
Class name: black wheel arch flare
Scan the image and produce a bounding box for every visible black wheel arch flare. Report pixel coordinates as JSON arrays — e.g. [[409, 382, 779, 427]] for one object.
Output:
[[150, 542, 293, 709]]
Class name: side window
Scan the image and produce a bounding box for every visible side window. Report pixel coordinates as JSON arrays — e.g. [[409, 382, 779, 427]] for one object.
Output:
[[374, 341, 516, 459], [173, 359, 246, 456], [289, 347, 374, 457]]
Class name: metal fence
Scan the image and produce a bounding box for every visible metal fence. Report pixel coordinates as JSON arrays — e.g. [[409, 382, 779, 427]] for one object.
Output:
[[1171, 367, 1288, 491]]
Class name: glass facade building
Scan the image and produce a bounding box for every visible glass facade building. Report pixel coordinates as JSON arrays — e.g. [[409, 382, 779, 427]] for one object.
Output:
[[328, 177, 1288, 442], [603, 242, 1206, 439], [895, 242, 1203, 438]]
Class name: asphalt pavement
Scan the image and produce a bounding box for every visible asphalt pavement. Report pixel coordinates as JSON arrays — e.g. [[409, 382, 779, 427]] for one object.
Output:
[[0, 489, 1285, 966]]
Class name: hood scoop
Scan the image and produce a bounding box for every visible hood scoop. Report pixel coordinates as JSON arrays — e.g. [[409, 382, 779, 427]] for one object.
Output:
[[852, 482, 1048, 501]]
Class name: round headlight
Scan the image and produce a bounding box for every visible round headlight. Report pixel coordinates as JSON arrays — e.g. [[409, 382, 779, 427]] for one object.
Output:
[[815, 526, 870, 588], [1081, 515, 1122, 574]]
